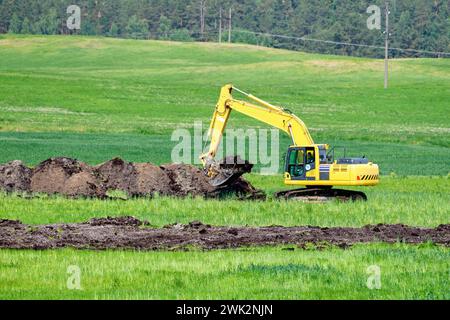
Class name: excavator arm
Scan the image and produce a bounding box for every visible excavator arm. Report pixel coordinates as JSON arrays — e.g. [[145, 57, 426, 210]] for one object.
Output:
[[200, 84, 314, 166]]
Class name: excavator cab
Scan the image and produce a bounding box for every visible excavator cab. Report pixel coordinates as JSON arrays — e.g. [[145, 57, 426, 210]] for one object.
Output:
[[286, 147, 316, 180], [284, 143, 379, 188]]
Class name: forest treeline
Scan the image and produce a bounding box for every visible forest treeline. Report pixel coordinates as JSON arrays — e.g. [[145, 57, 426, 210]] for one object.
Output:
[[0, 0, 449, 57]]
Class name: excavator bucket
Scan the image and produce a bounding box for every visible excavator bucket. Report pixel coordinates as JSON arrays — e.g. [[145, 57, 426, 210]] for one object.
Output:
[[206, 156, 253, 188]]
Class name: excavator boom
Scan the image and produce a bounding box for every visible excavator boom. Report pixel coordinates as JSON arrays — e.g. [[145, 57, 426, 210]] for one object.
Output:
[[201, 84, 314, 164]]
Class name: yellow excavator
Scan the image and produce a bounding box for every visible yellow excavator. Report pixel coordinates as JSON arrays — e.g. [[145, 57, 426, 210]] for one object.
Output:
[[200, 84, 379, 201]]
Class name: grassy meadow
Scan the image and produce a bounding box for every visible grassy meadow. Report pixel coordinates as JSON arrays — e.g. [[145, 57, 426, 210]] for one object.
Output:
[[1, 244, 448, 300], [0, 35, 449, 300], [0, 35, 449, 174]]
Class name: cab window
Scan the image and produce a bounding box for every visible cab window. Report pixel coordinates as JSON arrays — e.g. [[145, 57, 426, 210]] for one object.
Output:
[[287, 149, 305, 178], [297, 150, 305, 165], [306, 150, 314, 164]]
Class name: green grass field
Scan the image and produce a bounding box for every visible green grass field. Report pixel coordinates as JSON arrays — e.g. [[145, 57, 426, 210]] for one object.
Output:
[[0, 35, 448, 300], [1, 244, 448, 300]]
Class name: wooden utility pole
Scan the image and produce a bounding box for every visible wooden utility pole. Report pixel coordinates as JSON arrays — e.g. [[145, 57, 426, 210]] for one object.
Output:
[[200, 0, 206, 39], [219, 8, 222, 43], [228, 8, 232, 43], [384, 1, 390, 89]]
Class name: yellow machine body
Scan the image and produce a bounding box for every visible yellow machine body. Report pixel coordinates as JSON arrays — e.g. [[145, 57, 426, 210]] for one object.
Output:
[[283, 145, 379, 187]]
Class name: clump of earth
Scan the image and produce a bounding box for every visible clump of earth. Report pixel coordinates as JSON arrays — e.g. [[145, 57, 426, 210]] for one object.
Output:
[[0, 157, 265, 200], [0, 160, 32, 192]]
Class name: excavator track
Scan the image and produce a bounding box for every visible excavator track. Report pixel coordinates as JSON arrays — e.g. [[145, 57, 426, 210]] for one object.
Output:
[[274, 188, 367, 202]]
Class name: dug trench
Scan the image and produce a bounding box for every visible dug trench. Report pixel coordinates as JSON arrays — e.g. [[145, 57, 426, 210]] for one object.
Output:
[[0, 218, 448, 250], [0, 157, 264, 200]]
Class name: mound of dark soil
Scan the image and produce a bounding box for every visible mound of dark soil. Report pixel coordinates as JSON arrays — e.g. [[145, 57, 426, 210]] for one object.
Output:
[[30, 157, 104, 198], [220, 177, 266, 200], [88, 216, 149, 227], [134, 163, 173, 196], [0, 161, 32, 192], [0, 157, 265, 200], [94, 158, 137, 196], [161, 164, 217, 197], [0, 218, 448, 250]]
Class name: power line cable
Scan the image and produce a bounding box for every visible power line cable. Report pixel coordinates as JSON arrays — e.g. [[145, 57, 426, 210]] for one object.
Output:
[[233, 29, 450, 57]]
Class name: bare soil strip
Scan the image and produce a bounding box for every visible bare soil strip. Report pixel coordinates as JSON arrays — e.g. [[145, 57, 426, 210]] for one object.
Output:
[[0, 218, 448, 250]]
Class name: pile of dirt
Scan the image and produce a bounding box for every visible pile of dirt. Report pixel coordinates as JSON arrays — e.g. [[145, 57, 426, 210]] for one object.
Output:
[[0, 218, 448, 250], [161, 163, 217, 197], [31, 158, 104, 198], [0, 157, 264, 200], [0, 161, 32, 192], [88, 216, 149, 227], [134, 163, 173, 196], [94, 158, 174, 197]]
